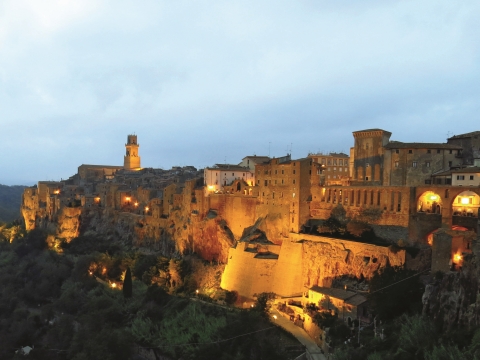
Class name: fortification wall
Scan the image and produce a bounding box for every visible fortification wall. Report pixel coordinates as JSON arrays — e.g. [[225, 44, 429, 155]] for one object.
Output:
[[220, 243, 278, 297], [221, 234, 406, 299]]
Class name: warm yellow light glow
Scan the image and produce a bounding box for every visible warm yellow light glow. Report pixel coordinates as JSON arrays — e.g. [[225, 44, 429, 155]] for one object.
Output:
[[125, 197, 131, 202], [134, 202, 138, 207], [273, 315, 277, 320], [94, 197, 100, 202], [89, 271, 93, 275], [454, 253, 463, 262], [110, 282, 117, 288], [53, 190, 60, 195], [207, 185, 215, 190], [145, 206, 149, 212], [429, 195, 438, 201], [461, 197, 470, 205], [196, 289, 199, 294]]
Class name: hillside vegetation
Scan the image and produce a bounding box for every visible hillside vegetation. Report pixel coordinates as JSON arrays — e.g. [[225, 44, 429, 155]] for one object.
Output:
[[0, 225, 302, 360], [0, 184, 27, 223]]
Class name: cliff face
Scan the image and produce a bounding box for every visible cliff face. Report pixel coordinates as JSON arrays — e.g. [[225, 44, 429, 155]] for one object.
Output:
[[25, 200, 235, 263], [423, 251, 480, 330]]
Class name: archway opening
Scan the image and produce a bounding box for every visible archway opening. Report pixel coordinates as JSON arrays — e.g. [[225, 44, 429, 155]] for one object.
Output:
[[417, 191, 442, 214], [452, 191, 479, 232]]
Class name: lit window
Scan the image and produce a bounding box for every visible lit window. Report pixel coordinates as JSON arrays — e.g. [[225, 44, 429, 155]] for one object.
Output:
[[412, 162, 417, 167], [457, 175, 465, 180], [395, 161, 399, 168], [426, 162, 430, 167]]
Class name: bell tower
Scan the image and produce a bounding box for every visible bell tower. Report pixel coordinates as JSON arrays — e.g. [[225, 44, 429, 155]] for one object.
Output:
[[124, 134, 141, 170]]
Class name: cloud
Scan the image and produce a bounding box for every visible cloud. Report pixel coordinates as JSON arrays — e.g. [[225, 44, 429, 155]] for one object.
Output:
[[0, 0, 479, 184]]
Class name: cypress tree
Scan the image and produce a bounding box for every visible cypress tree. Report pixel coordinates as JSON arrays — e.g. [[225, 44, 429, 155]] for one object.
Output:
[[123, 267, 133, 299]]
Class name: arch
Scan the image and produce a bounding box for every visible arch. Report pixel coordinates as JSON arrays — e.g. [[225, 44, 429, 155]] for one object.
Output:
[[417, 191, 443, 214], [452, 190, 480, 217]]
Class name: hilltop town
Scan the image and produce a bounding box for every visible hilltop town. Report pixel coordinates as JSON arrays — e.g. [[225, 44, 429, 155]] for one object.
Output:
[[20, 129, 480, 352]]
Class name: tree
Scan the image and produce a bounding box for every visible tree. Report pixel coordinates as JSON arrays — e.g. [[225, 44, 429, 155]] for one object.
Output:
[[123, 267, 132, 299], [369, 266, 424, 320]]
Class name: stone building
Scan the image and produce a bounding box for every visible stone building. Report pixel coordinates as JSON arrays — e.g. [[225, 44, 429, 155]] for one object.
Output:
[[351, 129, 463, 186], [308, 152, 350, 185], [238, 155, 271, 171], [254, 155, 312, 235], [447, 131, 480, 166], [203, 164, 255, 195]]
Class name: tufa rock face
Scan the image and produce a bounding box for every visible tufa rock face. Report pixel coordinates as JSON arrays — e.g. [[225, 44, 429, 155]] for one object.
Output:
[[423, 251, 480, 330]]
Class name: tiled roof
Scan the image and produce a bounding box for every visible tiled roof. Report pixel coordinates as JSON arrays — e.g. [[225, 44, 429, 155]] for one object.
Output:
[[448, 131, 480, 140], [385, 141, 462, 150], [433, 167, 480, 176], [310, 286, 367, 306]]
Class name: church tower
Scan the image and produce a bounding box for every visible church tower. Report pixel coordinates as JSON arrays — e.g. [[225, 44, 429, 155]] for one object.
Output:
[[124, 134, 141, 170]]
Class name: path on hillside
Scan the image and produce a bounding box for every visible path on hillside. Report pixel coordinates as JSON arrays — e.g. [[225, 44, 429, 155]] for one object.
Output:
[[270, 309, 327, 360]]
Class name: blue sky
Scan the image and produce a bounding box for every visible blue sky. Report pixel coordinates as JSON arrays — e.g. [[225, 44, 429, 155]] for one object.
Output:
[[1, 0, 479, 185]]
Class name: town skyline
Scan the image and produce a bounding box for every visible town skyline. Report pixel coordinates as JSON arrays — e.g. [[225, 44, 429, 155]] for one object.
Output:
[[1, 0, 480, 185]]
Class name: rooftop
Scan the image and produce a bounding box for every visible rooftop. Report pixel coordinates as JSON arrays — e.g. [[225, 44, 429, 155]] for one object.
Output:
[[385, 141, 462, 150], [310, 285, 367, 306], [448, 131, 480, 140]]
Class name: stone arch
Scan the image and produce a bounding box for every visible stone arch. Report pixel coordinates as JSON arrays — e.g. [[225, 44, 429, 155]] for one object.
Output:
[[451, 191, 480, 232], [417, 191, 443, 214]]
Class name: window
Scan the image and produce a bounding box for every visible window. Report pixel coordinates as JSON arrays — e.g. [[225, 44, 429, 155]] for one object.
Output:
[[449, 150, 453, 154], [427, 149, 431, 153], [339, 160, 343, 165], [437, 149, 441, 154], [365, 176, 369, 181], [425, 180, 431, 184], [321, 159, 326, 165], [408, 150, 413, 154], [257, 180, 260, 185], [264, 180, 268, 186], [333, 159, 337, 165], [282, 179, 284, 184], [470, 175, 474, 180], [395, 149, 399, 154], [275, 180, 277, 184], [448, 161, 452, 167], [345, 167, 348, 172], [328, 159, 332, 165], [293, 179, 296, 184], [293, 170, 296, 174], [426, 162, 430, 167], [333, 167, 336, 171], [457, 175, 465, 180], [281, 169, 284, 174], [412, 162, 417, 167], [339, 168, 343, 171], [395, 161, 399, 168], [275, 170, 277, 174]]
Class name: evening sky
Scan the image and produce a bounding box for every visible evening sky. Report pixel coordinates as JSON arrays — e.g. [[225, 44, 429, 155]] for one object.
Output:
[[1, 0, 479, 185]]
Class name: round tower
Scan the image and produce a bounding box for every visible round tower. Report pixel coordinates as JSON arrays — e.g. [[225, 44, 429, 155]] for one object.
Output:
[[124, 134, 141, 170]]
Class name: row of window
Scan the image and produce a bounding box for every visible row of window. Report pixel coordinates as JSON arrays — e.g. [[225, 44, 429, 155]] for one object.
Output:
[[457, 175, 475, 181], [259, 179, 296, 185], [394, 149, 458, 155], [313, 158, 348, 166]]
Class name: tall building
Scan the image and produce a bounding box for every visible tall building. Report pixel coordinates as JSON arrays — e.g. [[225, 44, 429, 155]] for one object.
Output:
[[124, 135, 141, 170]]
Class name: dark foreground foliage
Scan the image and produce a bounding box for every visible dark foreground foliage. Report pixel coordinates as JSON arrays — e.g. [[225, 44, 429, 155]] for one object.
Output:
[[0, 229, 300, 360]]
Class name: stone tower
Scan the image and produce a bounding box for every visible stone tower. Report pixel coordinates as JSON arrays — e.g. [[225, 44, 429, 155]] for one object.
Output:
[[124, 135, 141, 170]]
